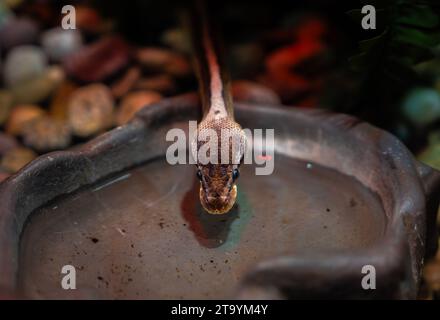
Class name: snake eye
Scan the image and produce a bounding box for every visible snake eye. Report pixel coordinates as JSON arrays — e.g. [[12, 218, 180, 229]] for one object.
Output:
[[196, 170, 203, 181], [232, 169, 239, 181]]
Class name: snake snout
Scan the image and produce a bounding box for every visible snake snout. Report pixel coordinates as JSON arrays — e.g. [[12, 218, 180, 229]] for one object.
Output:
[[199, 185, 237, 214], [206, 195, 228, 203]]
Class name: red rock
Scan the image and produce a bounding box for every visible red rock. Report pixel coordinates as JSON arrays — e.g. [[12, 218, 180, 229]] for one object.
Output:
[[133, 74, 176, 95], [261, 18, 327, 102], [21, 1, 57, 26], [135, 47, 191, 77], [75, 5, 109, 34], [110, 67, 141, 99], [63, 36, 130, 83]]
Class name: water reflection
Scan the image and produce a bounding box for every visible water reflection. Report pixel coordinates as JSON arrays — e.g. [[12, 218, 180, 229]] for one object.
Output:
[[181, 178, 240, 248]]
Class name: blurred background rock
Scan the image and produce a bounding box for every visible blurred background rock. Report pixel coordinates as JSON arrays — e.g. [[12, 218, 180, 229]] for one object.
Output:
[[0, 0, 439, 299]]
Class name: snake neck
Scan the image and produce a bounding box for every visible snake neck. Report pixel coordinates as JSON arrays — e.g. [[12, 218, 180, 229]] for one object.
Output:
[[189, 0, 234, 121]]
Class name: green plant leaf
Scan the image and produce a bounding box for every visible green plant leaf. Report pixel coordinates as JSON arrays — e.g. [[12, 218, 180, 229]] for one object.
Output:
[[394, 27, 440, 47], [396, 5, 439, 28], [388, 40, 434, 64]]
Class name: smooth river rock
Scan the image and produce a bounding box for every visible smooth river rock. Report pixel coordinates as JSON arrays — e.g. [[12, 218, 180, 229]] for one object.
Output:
[[63, 36, 130, 83], [68, 84, 115, 137], [41, 27, 83, 62], [3, 45, 47, 88]]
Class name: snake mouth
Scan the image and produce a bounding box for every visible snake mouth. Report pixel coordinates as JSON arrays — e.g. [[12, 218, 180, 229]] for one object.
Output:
[[199, 185, 237, 214]]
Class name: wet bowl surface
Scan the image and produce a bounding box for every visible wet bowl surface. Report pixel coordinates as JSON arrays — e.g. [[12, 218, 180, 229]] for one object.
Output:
[[19, 155, 385, 299]]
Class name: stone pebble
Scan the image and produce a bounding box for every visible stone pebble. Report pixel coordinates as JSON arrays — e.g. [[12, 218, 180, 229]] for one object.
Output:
[[68, 83, 115, 137], [10, 65, 65, 104], [0, 17, 39, 51], [135, 47, 191, 78], [0, 146, 37, 173], [3, 45, 47, 88], [22, 116, 71, 152], [116, 91, 162, 125], [63, 36, 130, 83], [6, 104, 46, 136], [41, 27, 83, 62]]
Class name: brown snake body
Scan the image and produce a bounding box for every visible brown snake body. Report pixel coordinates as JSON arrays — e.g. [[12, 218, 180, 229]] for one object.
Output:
[[189, 1, 247, 214]]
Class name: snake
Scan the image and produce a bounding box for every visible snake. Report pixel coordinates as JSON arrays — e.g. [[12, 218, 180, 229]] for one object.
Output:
[[188, 1, 247, 214]]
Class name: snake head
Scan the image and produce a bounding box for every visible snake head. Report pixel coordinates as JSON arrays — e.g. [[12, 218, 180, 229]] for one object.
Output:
[[196, 164, 240, 214], [191, 118, 246, 214]]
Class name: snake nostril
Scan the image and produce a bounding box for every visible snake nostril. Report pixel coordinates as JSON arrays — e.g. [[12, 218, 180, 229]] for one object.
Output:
[[207, 192, 222, 202], [212, 191, 220, 198]]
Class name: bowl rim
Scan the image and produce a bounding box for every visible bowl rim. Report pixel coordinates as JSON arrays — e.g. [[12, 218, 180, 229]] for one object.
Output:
[[0, 93, 438, 299]]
